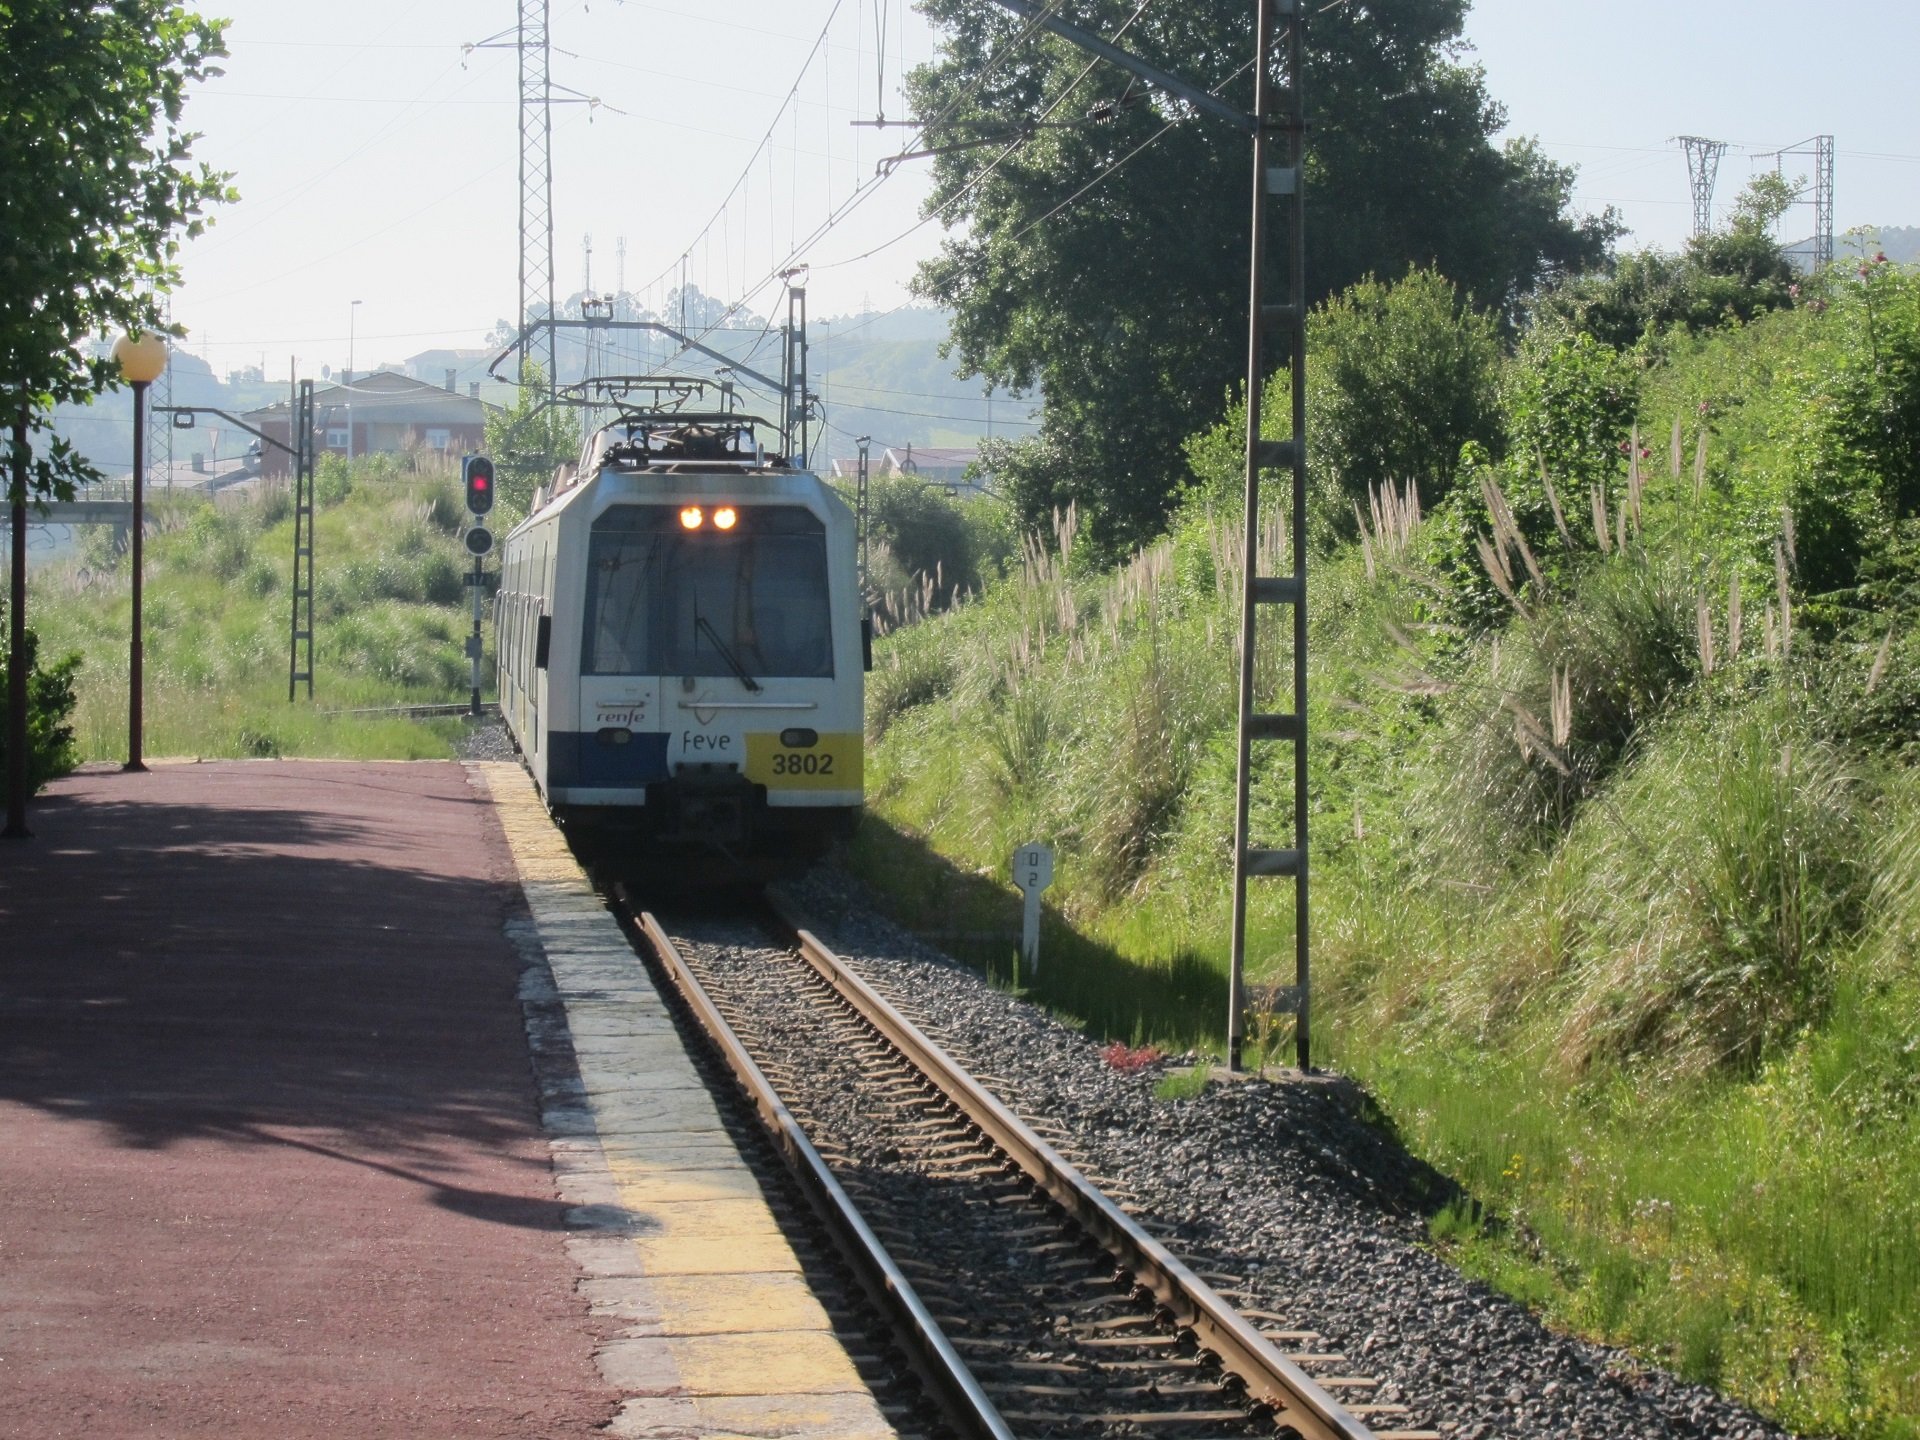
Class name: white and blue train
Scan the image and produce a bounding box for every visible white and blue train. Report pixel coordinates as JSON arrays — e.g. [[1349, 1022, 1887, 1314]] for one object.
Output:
[[495, 397, 865, 858]]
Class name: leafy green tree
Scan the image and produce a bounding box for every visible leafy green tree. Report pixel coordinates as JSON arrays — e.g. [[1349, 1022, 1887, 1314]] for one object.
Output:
[[910, 0, 1614, 556], [483, 364, 582, 525], [1, 2, 233, 497], [1533, 175, 1799, 349], [1307, 267, 1503, 508], [860, 473, 1015, 600]]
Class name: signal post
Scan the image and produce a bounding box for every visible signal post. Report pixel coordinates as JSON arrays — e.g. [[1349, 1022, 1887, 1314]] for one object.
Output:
[[462, 455, 495, 717]]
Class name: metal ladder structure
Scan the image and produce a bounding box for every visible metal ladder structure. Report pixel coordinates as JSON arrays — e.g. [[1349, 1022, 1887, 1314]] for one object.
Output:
[[1228, 0, 1310, 1073], [783, 283, 812, 466], [983, 0, 1312, 1072], [287, 380, 316, 701]]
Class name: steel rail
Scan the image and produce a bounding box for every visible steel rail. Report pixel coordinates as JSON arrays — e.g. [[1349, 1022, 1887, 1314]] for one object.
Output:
[[764, 894, 1377, 1440], [633, 912, 1016, 1440]]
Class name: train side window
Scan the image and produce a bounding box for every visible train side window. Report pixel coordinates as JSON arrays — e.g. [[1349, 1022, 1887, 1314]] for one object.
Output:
[[535, 614, 552, 670]]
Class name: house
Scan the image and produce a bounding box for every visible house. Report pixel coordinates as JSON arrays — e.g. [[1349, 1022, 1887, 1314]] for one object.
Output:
[[243, 370, 496, 479], [402, 347, 518, 408], [826, 445, 992, 498]]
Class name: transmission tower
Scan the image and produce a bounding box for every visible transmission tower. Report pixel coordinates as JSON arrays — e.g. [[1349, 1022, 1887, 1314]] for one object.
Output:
[[1677, 135, 1729, 237], [519, 0, 556, 398], [146, 295, 173, 495], [1765, 135, 1836, 271]]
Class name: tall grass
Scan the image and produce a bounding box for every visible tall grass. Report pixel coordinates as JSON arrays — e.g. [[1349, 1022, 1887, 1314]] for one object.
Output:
[[27, 467, 479, 761]]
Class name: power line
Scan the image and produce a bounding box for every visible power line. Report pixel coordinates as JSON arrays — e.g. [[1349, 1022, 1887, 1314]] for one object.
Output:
[[1009, 56, 1259, 245], [633, 0, 849, 299], [812, 0, 1155, 274], [658, 3, 1073, 365]]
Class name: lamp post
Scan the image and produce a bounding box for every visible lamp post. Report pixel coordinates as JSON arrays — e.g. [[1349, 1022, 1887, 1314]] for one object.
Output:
[[4, 401, 29, 838], [347, 299, 361, 460], [112, 332, 168, 774]]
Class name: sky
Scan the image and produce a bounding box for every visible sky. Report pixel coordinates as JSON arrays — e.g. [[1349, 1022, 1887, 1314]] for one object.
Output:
[[164, 0, 1920, 386]]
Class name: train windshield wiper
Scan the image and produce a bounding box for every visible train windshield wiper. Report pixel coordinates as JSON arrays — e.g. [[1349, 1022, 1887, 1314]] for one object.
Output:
[[695, 614, 761, 692]]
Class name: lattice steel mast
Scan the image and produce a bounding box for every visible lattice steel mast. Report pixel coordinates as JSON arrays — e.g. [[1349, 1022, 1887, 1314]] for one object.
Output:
[[984, 0, 1314, 1070], [519, 0, 557, 399], [1677, 135, 1729, 237], [1766, 135, 1836, 270]]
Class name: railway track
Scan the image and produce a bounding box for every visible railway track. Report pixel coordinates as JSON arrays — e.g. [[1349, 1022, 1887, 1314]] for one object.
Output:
[[624, 895, 1441, 1440]]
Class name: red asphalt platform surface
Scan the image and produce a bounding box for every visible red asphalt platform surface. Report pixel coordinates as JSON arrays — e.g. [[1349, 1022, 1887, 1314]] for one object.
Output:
[[0, 761, 616, 1438]]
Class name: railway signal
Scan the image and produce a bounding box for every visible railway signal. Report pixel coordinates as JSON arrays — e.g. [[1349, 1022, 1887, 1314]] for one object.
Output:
[[462, 454, 495, 516], [459, 455, 495, 717]]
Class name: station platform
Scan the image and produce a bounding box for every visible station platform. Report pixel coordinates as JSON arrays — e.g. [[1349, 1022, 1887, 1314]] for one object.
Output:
[[0, 759, 894, 1440]]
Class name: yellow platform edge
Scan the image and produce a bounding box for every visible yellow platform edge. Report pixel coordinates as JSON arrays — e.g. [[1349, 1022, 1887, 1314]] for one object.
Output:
[[472, 762, 895, 1434]]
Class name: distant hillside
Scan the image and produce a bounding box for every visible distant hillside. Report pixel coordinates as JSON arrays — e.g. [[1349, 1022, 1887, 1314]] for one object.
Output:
[[1840, 226, 1920, 265], [812, 316, 1038, 460]]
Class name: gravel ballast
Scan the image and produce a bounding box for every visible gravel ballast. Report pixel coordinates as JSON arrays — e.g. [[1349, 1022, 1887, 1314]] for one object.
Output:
[[784, 864, 1801, 1440]]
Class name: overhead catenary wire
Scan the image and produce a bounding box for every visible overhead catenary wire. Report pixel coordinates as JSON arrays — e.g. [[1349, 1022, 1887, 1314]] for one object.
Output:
[[631, 0, 850, 301], [653, 3, 1074, 368], [811, 0, 1156, 274]]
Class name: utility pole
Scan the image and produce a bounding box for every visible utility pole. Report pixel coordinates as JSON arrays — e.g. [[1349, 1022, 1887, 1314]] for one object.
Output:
[[1677, 135, 1729, 238], [982, 0, 1312, 1072], [855, 435, 871, 592], [784, 281, 811, 465]]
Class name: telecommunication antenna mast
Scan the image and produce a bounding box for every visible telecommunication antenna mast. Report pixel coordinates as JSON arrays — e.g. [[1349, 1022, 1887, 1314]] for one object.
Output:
[[1764, 135, 1836, 271], [1677, 135, 1729, 237]]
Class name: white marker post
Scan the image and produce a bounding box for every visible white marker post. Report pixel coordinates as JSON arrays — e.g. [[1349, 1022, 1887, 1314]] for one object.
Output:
[[1013, 843, 1054, 975]]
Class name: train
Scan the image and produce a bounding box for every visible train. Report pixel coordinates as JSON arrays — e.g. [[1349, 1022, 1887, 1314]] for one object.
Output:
[[495, 382, 866, 861]]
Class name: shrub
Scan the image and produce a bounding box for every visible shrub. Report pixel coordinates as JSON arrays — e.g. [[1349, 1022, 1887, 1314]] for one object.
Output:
[[1306, 266, 1503, 509], [1422, 548, 1698, 865], [1554, 700, 1865, 1075], [866, 629, 957, 741], [0, 613, 80, 791]]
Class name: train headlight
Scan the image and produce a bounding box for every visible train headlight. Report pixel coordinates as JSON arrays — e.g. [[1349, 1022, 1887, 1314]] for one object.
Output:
[[713, 506, 738, 531], [678, 506, 704, 529]]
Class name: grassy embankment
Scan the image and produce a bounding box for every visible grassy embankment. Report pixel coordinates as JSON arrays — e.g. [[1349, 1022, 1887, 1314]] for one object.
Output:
[[28, 455, 482, 762], [855, 269, 1920, 1437]]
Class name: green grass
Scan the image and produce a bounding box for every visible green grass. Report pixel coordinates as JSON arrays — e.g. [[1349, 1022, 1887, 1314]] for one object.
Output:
[[27, 458, 482, 763]]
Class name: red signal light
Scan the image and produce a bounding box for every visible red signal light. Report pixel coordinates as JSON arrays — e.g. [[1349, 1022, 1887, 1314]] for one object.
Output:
[[462, 455, 496, 516]]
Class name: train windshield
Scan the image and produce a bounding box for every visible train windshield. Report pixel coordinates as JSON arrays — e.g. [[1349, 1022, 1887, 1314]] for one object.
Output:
[[582, 504, 834, 679]]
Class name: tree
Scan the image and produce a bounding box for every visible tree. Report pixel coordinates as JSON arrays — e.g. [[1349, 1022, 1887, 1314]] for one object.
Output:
[[483, 364, 583, 524], [1, 1, 233, 498], [909, 0, 1614, 556], [1306, 267, 1503, 508], [1533, 174, 1799, 348]]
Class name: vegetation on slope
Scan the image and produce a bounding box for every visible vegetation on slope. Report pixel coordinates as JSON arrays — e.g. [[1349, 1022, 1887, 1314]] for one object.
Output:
[[26, 455, 481, 763], [857, 255, 1920, 1437]]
